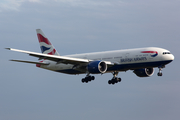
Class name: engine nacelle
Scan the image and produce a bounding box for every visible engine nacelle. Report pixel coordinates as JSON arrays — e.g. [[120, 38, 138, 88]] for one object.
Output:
[[87, 61, 107, 74], [133, 68, 154, 77]]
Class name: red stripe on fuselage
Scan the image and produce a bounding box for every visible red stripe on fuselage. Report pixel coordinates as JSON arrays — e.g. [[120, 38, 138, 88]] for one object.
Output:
[[141, 51, 158, 54], [37, 34, 52, 45]]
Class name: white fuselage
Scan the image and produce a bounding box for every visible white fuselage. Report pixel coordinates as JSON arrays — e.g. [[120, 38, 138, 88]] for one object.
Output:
[[7, 29, 175, 84], [39, 47, 174, 74]]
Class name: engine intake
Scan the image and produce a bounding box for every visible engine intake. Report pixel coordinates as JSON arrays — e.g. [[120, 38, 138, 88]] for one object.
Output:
[[133, 68, 154, 77], [88, 61, 107, 74]]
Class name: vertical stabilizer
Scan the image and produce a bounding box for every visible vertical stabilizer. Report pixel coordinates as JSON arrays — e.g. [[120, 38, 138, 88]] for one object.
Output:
[[36, 29, 60, 56]]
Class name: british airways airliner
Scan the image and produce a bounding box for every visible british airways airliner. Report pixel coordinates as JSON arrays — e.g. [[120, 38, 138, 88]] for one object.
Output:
[[6, 29, 174, 85]]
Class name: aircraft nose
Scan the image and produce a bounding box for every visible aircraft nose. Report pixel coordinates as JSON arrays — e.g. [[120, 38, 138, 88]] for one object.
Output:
[[170, 54, 175, 61], [162, 53, 174, 63]]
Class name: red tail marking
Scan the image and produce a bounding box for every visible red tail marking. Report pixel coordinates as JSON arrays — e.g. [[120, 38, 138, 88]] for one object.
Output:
[[37, 34, 52, 45]]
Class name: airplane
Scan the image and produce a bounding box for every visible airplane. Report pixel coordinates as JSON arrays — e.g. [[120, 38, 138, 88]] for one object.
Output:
[[6, 29, 174, 85]]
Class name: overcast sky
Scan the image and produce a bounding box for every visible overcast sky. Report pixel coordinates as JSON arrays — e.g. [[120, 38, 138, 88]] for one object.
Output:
[[1, 0, 180, 120]]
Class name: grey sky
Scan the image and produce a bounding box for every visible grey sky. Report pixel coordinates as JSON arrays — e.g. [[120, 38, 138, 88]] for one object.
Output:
[[1, 0, 180, 120]]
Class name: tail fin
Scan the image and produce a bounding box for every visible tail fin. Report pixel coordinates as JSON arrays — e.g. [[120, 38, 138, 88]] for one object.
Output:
[[36, 29, 60, 56]]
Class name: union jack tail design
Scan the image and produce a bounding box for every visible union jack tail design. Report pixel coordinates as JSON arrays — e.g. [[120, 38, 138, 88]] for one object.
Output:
[[36, 29, 60, 56]]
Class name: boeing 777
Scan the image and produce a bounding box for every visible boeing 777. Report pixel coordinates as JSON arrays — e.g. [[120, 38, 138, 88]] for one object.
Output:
[[6, 29, 174, 85]]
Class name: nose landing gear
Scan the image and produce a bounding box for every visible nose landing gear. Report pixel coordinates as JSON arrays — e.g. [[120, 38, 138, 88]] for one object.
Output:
[[157, 65, 165, 76], [157, 69, 163, 76]]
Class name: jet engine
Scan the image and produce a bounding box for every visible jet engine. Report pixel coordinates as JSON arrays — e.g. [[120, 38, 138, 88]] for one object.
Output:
[[133, 68, 154, 77], [87, 61, 107, 74]]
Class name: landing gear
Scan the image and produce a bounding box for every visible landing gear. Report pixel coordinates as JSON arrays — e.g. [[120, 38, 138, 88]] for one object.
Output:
[[157, 65, 165, 76], [157, 72, 162, 76], [108, 71, 122, 85], [108, 77, 121, 84], [82, 75, 95, 83], [81, 71, 122, 85]]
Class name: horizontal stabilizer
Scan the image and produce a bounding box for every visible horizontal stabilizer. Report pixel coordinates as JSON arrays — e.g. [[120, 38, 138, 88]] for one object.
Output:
[[10, 59, 49, 65]]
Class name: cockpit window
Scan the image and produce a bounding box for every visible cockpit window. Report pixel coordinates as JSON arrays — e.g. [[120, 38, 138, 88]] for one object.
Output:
[[163, 52, 171, 55]]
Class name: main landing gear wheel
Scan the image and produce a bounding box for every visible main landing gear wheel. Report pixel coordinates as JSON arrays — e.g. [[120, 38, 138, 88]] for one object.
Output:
[[82, 75, 95, 83], [108, 77, 121, 85], [108, 71, 122, 85]]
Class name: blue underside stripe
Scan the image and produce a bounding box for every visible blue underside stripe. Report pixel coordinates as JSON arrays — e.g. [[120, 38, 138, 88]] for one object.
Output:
[[56, 60, 172, 74]]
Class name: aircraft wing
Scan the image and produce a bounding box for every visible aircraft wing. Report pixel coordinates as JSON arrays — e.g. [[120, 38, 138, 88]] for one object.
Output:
[[6, 48, 113, 65]]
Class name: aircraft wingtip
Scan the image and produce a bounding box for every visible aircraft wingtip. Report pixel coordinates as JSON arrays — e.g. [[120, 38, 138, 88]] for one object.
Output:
[[5, 48, 11, 50]]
